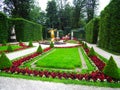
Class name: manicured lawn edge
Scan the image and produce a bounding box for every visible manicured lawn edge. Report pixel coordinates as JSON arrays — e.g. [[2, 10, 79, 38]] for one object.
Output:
[[0, 72, 120, 88], [80, 47, 96, 73]]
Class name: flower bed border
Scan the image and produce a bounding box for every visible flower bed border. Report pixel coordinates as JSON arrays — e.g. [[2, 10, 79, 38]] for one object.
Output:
[[1, 46, 119, 83]]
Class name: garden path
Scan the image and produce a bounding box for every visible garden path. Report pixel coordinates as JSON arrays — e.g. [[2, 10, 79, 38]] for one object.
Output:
[[78, 48, 88, 69], [6, 43, 49, 60], [84, 42, 120, 67], [0, 77, 119, 90]]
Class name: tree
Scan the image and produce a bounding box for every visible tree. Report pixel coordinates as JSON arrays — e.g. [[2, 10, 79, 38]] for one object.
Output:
[[73, 0, 86, 28], [3, 0, 34, 19], [46, 0, 58, 28], [85, 0, 99, 22], [29, 5, 41, 23]]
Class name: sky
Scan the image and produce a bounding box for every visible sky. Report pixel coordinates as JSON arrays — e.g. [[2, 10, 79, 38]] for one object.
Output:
[[36, 0, 111, 15]]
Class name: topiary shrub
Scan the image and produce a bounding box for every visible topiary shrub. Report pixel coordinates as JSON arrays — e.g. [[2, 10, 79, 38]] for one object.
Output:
[[7, 45, 13, 52], [0, 52, 12, 70], [2, 40, 7, 46], [88, 47, 96, 56], [50, 41, 54, 48], [28, 40, 33, 47], [84, 43, 88, 49], [37, 45, 43, 53], [103, 56, 120, 79]]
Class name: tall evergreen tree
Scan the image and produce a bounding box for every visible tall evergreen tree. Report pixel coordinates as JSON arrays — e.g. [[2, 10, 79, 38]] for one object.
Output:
[[3, 0, 34, 19], [46, 0, 58, 28], [86, 0, 99, 23], [73, 0, 86, 28]]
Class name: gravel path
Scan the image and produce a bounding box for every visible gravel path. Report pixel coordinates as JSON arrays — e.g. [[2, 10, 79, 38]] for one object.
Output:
[[6, 43, 49, 60], [0, 77, 119, 90], [78, 48, 88, 69], [85, 43, 120, 67]]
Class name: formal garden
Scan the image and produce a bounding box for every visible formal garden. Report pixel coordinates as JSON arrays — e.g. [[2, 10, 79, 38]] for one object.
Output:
[[0, 0, 120, 89]]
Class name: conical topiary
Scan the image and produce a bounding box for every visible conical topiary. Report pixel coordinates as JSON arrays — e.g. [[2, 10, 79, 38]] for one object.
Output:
[[84, 43, 88, 49], [88, 47, 96, 56], [37, 45, 43, 53], [103, 56, 120, 79], [0, 52, 12, 69], [28, 40, 33, 47], [2, 40, 7, 46], [7, 45, 13, 52], [50, 41, 54, 48]]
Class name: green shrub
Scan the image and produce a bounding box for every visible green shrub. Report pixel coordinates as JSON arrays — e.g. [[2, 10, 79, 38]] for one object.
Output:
[[0, 12, 9, 43], [85, 17, 99, 44], [66, 40, 79, 44], [7, 45, 13, 52], [98, 0, 120, 53], [37, 45, 43, 53], [84, 43, 88, 49], [50, 41, 54, 48], [0, 52, 12, 69], [28, 41, 33, 47], [2, 40, 7, 46], [88, 47, 96, 56], [103, 56, 120, 79]]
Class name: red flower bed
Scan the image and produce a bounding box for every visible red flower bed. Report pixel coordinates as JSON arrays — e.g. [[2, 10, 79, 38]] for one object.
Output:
[[90, 56, 105, 71]]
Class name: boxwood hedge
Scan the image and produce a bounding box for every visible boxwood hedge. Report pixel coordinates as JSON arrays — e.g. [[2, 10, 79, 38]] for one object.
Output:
[[0, 12, 9, 43], [11, 18, 43, 41], [85, 17, 99, 44], [98, 0, 120, 53]]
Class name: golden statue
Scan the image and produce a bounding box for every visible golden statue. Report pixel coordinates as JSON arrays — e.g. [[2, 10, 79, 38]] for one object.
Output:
[[48, 28, 56, 42]]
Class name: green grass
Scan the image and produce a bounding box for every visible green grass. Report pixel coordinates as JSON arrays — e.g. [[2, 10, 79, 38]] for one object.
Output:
[[0, 45, 21, 52], [35, 48, 81, 69], [66, 40, 79, 44], [0, 72, 120, 88]]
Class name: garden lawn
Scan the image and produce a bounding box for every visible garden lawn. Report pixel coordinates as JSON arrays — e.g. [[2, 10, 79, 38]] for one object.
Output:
[[0, 45, 21, 52], [35, 48, 81, 69]]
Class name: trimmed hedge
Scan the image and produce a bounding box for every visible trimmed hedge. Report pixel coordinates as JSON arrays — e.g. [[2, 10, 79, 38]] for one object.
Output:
[[7, 45, 13, 52], [28, 40, 33, 47], [98, 0, 120, 53], [0, 12, 9, 43], [50, 41, 54, 48], [10, 18, 43, 41], [103, 56, 120, 79], [37, 45, 43, 53], [0, 52, 12, 70], [88, 47, 96, 56], [85, 17, 99, 44]]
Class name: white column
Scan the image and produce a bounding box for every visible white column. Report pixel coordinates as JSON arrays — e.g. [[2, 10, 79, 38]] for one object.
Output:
[[71, 31, 73, 40], [57, 31, 59, 39]]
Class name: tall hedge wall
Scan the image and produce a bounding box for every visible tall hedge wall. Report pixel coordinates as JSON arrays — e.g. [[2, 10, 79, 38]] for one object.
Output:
[[0, 12, 9, 43], [11, 18, 43, 41], [85, 17, 99, 44], [98, 0, 120, 53]]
